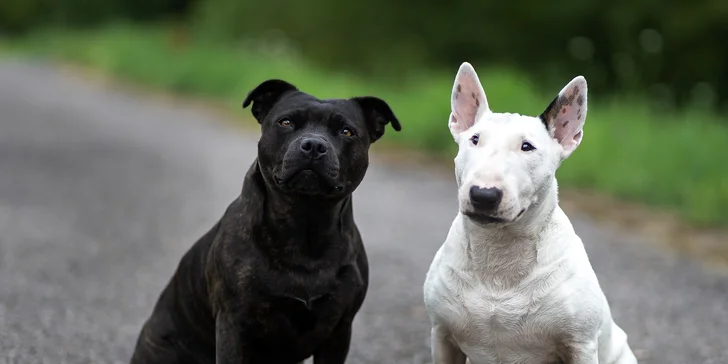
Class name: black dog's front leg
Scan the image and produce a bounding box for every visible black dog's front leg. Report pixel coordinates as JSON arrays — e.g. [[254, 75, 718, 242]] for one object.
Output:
[[313, 321, 353, 364], [215, 310, 249, 364]]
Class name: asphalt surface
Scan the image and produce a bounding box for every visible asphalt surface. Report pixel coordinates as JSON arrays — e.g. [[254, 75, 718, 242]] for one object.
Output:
[[0, 59, 726, 364]]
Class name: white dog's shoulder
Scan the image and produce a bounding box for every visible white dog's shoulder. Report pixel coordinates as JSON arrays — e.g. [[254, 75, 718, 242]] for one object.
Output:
[[424, 215, 469, 323]]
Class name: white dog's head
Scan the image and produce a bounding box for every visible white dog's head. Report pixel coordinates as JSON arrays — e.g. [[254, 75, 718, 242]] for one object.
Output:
[[449, 62, 588, 227]]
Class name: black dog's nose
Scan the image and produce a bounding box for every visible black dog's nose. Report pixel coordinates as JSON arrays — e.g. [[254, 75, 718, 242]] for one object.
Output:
[[300, 138, 328, 159], [469, 186, 503, 210]]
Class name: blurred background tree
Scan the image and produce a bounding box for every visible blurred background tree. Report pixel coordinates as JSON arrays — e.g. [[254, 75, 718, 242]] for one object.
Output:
[[2, 0, 728, 110]]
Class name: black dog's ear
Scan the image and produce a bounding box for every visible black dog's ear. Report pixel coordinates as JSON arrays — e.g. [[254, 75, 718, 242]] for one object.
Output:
[[350, 96, 402, 143], [242, 79, 299, 123]]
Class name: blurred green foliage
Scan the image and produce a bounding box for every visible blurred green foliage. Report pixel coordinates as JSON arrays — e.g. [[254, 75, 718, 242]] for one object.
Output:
[[5, 24, 727, 226], [2, 2, 728, 225], [0, 0, 189, 31], [2, 0, 728, 109]]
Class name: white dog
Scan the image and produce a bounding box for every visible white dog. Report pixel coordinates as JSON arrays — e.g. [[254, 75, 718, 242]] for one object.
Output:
[[423, 62, 638, 364]]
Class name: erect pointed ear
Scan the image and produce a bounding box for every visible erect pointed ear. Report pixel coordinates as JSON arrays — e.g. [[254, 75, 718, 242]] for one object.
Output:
[[449, 62, 489, 140], [349, 96, 402, 143], [242, 79, 298, 123], [539, 76, 588, 160]]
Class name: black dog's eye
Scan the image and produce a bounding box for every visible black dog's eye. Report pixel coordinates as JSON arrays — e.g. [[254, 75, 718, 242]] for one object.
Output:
[[470, 134, 479, 145], [341, 127, 354, 137], [279, 119, 293, 127], [521, 141, 536, 151]]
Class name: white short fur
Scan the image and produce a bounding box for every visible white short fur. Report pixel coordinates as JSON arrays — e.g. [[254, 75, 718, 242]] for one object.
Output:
[[423, 62, 638, 364]]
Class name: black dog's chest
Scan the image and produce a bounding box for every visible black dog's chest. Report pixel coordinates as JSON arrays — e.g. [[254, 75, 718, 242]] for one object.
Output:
[[267, 290, 337, 335], [268, 278, 336, 320], [279, 291, 328, 310], [264, 261, 361, 307], [247, 263, 364, 353]]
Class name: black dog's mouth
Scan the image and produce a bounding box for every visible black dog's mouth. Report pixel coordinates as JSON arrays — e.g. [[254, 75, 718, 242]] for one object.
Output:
[[275, 168, 343, 195]]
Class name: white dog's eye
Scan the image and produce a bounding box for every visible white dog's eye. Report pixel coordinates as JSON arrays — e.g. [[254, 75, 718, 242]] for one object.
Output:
[[521, 141, 536, 151], [470, 134, 479, 146]]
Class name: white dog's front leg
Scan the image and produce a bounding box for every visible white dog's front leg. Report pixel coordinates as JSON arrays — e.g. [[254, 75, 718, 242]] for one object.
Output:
[[431, 325, 466, 364]]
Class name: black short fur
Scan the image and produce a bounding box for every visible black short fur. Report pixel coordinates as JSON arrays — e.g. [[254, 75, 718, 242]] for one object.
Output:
[[129, 79, 401, 364]]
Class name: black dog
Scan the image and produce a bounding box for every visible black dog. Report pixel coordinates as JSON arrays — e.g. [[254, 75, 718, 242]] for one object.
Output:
[[129, 79, 401, 364]]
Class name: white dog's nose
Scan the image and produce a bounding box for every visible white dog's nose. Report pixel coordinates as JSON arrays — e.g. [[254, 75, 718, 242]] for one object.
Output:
[[469, 186, 503, 211]]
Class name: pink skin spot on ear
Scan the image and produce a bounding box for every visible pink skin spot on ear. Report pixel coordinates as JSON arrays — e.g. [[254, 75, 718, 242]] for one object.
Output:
[[450, 115, 458, 124]]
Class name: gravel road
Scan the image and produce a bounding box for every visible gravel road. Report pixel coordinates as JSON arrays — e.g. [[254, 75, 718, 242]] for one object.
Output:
[[0, 59, 726, 364]]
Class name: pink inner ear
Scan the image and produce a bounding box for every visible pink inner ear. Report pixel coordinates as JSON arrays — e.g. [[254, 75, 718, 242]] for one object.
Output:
[[451, 70, 486, 135], [552, 107, 582, 144], [549, 85, 586, 149]]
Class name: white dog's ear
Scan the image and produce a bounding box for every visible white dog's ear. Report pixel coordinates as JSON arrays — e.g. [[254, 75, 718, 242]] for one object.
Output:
[[539, 76, 588, 159], [449, 62, 489, 140]]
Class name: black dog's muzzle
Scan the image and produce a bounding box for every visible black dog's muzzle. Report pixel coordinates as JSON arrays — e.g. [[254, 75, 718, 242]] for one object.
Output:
[[275, 136, 342, 193]]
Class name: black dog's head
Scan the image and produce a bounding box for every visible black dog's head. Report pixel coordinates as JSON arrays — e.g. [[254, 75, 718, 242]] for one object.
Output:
[[243, 79, 401, 198]]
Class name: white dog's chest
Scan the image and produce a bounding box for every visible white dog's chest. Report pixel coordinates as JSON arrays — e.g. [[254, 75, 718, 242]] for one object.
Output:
[[441, 283, 563, 364]]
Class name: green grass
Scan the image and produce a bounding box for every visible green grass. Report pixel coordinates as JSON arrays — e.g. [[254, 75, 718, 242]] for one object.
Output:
[[3, 23, 728, 226]]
